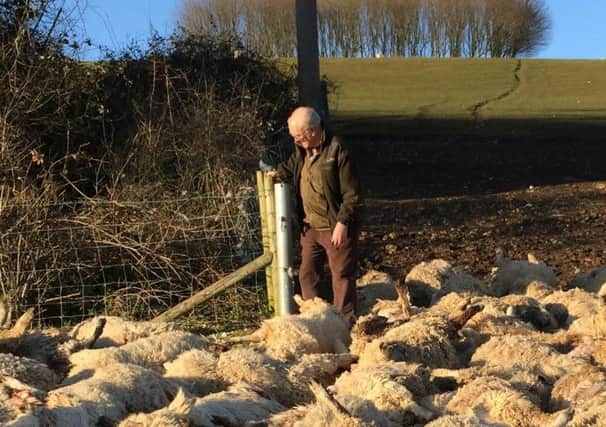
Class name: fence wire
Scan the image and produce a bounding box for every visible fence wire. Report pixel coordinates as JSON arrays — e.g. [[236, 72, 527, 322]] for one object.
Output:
[[0, 189, 268, 333]]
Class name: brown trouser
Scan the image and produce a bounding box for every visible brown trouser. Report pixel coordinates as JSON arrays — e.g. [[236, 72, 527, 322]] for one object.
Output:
[[299, 227, 358, 317]]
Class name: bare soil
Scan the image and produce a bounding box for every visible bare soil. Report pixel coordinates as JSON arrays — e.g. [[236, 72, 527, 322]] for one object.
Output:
[[351, 135, 606, 288]]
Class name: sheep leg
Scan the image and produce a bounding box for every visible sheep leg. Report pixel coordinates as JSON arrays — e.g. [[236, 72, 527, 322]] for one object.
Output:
[[395, 279, 412, 319], [448, 304, 484, 330], [228, 331, 262, 344], [308, 380, 352, 418], [61, 318, 107, 355], [0, 307, 34, 353]]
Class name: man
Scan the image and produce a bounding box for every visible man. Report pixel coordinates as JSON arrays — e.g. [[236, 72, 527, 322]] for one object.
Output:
[[269, 107, 361, 322]]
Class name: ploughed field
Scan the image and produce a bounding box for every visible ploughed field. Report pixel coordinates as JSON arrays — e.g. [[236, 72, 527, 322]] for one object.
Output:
[[352, 135, 606, 288]]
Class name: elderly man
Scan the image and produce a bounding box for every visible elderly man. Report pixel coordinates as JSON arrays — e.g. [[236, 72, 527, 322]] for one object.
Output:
[[270, 107, 361, 322]]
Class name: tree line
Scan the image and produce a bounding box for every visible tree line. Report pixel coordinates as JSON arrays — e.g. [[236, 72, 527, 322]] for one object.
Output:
[[179, 0, 551, 58]]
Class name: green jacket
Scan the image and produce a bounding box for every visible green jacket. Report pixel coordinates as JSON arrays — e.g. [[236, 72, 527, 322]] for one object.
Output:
[[277, 130, 361, 230]]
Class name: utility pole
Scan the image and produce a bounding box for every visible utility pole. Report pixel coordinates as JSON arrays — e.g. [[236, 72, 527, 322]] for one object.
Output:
[[295, 0, 328, 120]]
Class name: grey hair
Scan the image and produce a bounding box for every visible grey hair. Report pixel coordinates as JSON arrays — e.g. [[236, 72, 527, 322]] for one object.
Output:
[[288, 107, 322, 131]]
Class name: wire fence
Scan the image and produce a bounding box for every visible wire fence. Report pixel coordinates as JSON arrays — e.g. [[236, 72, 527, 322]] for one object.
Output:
[[0, 188, 269, 333]]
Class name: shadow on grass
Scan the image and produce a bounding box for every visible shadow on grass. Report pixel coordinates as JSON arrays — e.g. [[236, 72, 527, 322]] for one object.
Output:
[[336, 116, 606, 198]]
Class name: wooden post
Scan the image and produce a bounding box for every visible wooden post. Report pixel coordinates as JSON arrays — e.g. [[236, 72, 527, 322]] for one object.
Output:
[[256, 171, 274, 310], [152, 252, 273, 323], [264, 174, 279, 315]]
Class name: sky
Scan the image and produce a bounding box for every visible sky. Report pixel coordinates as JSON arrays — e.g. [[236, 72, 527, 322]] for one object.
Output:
[[67, 0, 606, 60]]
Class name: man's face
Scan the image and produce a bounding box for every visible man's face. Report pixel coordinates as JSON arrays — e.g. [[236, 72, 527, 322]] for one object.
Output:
[[289, 124, 321, 150]]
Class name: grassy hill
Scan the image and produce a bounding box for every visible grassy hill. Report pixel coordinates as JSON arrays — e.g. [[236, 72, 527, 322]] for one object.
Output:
[[279, 57, 606, 137]]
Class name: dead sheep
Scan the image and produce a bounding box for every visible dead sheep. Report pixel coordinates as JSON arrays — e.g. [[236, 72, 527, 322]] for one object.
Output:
[[355, 299, 482, 367], [432, 364, 553, 410], [0, 352, 58, 391], [286, 353, 359, 405], [405, 259, 453, 306], [356, 269, 398, 316], [568, 264, 606, 293], [550, 363, 606, 410], [538, 288, 600, 326], [229, 295, 351, 361], [218, 346, 356, 407], [163, 348, 226, 397], [217, 347, 285, 401], [488, 249, 558, 296], [261, 380, 372, 427], [119, 382, 286, 427], [469, 334, 586, 382], [70, 316, 179, 348], [47, 363, 175, 427], [0, 376, 50, 427], [424, 415, 488, 426], [0, 304, 106, 378], [68, 331, 209, 376], [328, 361, 434, 425], [445, 376, 570, 427], [559, 384, 606, 427]]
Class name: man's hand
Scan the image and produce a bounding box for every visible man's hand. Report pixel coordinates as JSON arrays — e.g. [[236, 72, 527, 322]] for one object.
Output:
[[331, 222, 348, 248], [265, 170, 279, 178]]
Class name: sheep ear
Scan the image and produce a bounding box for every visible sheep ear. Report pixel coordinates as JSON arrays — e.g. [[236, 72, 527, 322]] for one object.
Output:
[[293, 294, 304, 307], [527, 253, 539, 264], [168, 388, 193, 415]]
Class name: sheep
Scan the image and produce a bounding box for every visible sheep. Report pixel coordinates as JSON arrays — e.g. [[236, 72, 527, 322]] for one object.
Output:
[[67, 331, 209, 376], [550, 363, 606, 410], [568, 264, 606, 293], [425, 415, 489, 426], [432, 363, 553, 410], [368, 279, 413, 322], [47, 363, 175, 427], [562, 384, 606, 427], [163, 348, 226, 397], [119, 382, 286, 427], [488, 249, 558, 296], [218, 346, 357, 407], [525, 280, 556, 300], [539, 288, 600, 326], [349, 280, 415, 356], [261, 380, 372, 427], [229, 295, 351, 361], [217, 346, 286, 401], [356, 298, 483, 367], [0, 376, 49, 427], [469, 334, 586, 382], [286, 353, 359, 405], [445, 376, 570, 427], [328, 361, 435, 425], [0, 352, 58, 391], [14, 317, 106, 377], [356, 269, 398, 316], [405, 259, 453, 306], [70, 316, 179, 348]]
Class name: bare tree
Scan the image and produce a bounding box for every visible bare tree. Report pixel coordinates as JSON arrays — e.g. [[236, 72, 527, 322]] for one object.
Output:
[[177, 0, 551, 58]]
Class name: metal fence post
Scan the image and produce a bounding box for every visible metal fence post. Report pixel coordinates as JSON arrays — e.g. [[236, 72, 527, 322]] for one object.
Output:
[[274, 182, 294, 315]]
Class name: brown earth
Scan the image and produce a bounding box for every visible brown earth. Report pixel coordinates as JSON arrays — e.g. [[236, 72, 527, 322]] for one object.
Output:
[[350, 134, 606, 290]]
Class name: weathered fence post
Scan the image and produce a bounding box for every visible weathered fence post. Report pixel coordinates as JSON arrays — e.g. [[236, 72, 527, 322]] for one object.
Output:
[[256, 171, 274, 311], [274, 182, 294, 315], [263, 174, 279, 315]]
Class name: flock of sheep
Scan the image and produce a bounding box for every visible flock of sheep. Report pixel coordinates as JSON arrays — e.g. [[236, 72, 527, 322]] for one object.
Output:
[[2, 249, 606, 426]]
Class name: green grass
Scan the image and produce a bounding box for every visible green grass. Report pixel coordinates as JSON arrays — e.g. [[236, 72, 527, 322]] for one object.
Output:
[[301, 57, 606, 137]]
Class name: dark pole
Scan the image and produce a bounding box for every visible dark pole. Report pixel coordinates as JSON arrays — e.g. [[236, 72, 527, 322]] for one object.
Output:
[[295, 0, 328, 121]]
